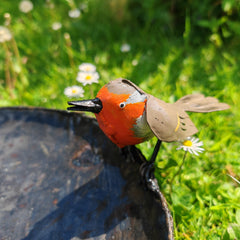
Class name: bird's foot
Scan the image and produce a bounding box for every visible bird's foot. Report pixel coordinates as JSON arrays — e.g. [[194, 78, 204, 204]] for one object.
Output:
[[121, 141, 162, 194], [139, 161, 159, 194]]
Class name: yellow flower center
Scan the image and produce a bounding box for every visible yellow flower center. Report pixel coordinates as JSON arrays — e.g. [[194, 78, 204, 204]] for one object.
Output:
[[183, 140, 193, 147], [85, 75, 92, 80], [72, 89, 77, 94]]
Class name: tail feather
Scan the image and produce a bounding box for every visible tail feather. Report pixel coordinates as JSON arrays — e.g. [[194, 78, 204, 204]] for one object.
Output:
[[176, 94, 230, 113]]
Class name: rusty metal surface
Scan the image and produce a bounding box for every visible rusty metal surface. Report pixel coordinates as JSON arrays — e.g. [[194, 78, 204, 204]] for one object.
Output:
[[0, 107, 172, 240]]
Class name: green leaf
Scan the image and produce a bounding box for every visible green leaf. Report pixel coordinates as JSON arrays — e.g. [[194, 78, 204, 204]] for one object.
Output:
[[231, 225, 240, 238], [223, 224, 240, 240], [222, 0, 235, 13], [164, 158, 178, 169], [236, 209, 240, 224], [228, 21, 240, 35], [209, 134, 232, 151]]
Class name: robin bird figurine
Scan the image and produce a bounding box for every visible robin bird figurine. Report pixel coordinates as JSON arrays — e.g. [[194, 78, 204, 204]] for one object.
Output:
[[68, 78, 230, 188]]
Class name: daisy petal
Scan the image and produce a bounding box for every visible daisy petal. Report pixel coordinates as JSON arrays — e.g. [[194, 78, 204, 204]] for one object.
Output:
[[78, 63, 96, 72]]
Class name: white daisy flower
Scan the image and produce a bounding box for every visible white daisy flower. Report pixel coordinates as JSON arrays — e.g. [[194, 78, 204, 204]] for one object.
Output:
[[68, 9, 81, 18], [0, 26, 12, 43], [78, 63, 96, 73], [77, 72, 99, 86], [120, 43, 131, 52], [52, 22, 62, 31], [4, 13, 11, 26], [64, 86, 84, 98], [132, 59, 138, 66], [19, 0, 33, 13], [176, 137, 204, 156]]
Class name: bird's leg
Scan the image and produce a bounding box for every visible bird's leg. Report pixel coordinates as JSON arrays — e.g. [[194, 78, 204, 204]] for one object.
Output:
[[140, 139, 162, 190], [149, 139, 162, 163]]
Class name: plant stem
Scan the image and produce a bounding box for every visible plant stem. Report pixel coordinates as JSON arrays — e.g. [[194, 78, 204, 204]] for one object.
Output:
[[90, 85, 94, 98], [170, 151, 188, 194], [2, 42, 14, 96], [64, 32, 75, 68], [11, 36, 28, 87]]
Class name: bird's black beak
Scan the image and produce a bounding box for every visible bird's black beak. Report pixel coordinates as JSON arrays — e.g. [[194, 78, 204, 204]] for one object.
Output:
[[67, 98, 103, 114]]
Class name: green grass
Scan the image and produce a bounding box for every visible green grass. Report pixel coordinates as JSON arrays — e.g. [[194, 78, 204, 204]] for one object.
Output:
[[1, 0, 240, 239]]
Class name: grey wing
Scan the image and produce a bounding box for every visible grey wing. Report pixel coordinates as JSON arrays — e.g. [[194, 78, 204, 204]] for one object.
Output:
[[146, 95, 198, 142], [176, 94, 230, 112]]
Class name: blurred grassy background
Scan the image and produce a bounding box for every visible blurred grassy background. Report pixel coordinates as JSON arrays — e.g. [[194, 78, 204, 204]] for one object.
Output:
[[1, 0, 240, 239]]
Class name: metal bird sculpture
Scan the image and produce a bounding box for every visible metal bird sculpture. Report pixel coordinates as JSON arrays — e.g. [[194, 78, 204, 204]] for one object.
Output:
[[68, 78, 230, 187]]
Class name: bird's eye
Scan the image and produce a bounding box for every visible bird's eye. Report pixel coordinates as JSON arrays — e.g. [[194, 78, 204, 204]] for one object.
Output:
[[119, 102, 126, 109]]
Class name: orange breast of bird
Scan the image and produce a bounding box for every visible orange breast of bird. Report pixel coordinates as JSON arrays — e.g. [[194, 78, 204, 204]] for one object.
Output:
[[95, 86, 147, 148]]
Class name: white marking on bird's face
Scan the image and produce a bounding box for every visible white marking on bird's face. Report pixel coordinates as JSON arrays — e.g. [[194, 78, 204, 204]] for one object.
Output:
[[125, 91, 147, 105], [119, 91, 147, 109]]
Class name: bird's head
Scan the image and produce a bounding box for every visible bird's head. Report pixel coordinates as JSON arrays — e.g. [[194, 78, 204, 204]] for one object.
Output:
[[68, 78, 147, 116]]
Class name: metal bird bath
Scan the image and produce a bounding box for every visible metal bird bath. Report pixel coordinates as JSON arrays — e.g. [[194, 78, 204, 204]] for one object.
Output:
[[0, 107, 173, 240]]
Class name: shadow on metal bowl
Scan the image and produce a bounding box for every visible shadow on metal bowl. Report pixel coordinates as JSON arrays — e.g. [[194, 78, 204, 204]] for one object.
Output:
[[0, 107, 174, 240]]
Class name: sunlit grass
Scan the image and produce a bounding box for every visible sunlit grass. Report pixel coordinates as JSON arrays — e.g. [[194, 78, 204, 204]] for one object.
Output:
[[1, 0, 240, 239]]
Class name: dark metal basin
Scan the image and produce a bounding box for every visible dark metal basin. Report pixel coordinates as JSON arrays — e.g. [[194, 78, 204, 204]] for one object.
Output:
[[0, 107, 173, 240]]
